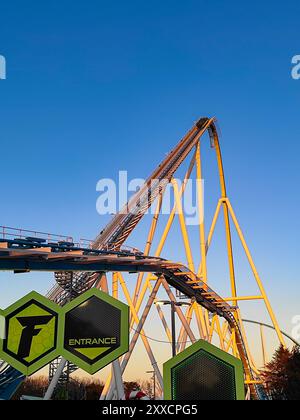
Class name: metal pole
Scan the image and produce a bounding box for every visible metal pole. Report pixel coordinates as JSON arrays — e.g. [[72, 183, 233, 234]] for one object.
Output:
[[44, 358, 67, 400], [112, 360, 125, 400], [105, 279, 164, 400], [162, 279, 196, 343], [171, 302, 176, 357]]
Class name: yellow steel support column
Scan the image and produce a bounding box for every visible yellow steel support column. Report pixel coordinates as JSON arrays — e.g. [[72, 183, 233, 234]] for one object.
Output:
[[195, 142, 207, 283], [225, 198, 286, 347], [195, 141, 212, 333], [225, 332, 235, 353], [208, 315, 216, 342], [193, 302, 208, 340], [118, 273, 171, 347], [212, 131, 238, 305], [172, 179, 195, 272], [131, 154, 197, 327], [198, 199, 222, 275], [132, 191, 163, 307], [223, 200, 238, 303], [112, 272, 118, 299], [214, 316, 225, 350]]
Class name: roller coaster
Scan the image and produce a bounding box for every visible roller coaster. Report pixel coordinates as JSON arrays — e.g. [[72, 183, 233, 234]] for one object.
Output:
[[0, 117, 288, 400]]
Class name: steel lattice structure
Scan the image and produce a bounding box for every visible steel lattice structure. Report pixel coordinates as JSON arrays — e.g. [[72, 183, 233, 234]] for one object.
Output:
[[0, 117, 287, 400]]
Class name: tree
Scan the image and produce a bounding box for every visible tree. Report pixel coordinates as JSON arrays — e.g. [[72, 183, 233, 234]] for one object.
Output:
[[262, 345, 300, 400], [124, 381, 141, 394], [285, 346, 300, 400], [13, 376, 104, 400]]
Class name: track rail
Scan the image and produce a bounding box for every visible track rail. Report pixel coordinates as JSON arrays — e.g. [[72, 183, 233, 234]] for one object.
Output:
[[49, 117, 216, 304], [0, 118, 260, 399], [0, 244, 231, 314], [0, 241, 257, 398]]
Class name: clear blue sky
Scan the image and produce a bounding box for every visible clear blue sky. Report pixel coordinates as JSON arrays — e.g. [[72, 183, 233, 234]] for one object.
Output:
[[0, 0, 299, 376]]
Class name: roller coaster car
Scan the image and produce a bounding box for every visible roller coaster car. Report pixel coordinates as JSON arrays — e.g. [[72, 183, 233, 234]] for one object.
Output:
[[25, 237, 46, 244], [58, 241, 75, 247]]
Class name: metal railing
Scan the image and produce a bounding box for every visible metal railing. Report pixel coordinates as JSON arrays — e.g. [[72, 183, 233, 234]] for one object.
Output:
[[0, 226, 74, 244]]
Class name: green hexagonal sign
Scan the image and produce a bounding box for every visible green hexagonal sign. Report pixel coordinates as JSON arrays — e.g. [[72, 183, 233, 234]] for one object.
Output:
[[0, 308, 5, 343], [0, 292, 61, 376], [163, 340, 245, 400], [59, 288, 129, 374]]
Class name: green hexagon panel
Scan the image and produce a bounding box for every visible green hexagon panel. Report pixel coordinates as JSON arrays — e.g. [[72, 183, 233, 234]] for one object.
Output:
[[0, 307, 5, 343], [59, 288, 129, 374], [0, 291, 61, 376], [163, 340, 245, 401]]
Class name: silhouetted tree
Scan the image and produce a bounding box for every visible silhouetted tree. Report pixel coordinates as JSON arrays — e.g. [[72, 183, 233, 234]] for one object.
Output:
[[13, 376, 104, 400], [262, 345, 300, 400], [13, 377, 152, 400], [285, 346, 300, 400], [124, 381, 141, 394], [13, 377, 48, 400]]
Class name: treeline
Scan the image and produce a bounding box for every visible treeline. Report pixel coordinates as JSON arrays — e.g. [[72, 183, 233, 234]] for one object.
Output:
[[13, 377, 151, 400], [13, 346, 300, 400]]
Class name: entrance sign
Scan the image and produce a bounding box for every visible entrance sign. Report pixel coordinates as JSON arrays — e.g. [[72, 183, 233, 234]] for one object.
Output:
[[0, 292, 61, 376], [59, 289, 129, 374], [0, 289, 129, 376], [163, 340, 245, 401]]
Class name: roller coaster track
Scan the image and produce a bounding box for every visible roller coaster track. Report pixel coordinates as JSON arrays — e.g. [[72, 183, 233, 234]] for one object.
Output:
[[0, 117, 268, 399], [48, 117, 216, 304], [0, 241, 256, 397]]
